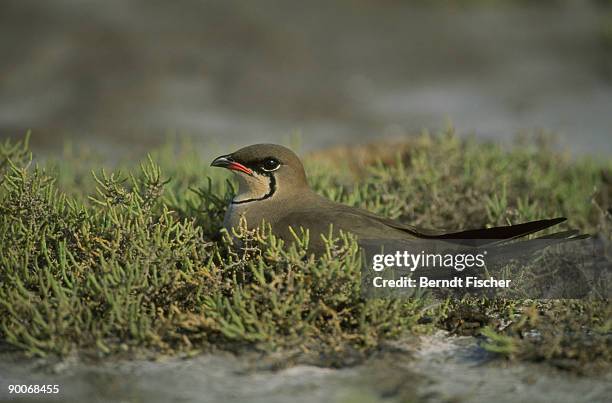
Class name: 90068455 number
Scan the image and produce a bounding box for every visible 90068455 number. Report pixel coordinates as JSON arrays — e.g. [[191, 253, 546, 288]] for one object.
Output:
[[8, 384, 59, 394]]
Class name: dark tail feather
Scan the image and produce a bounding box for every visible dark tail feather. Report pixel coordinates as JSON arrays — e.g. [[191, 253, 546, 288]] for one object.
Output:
[[427, 217, 567, 246]]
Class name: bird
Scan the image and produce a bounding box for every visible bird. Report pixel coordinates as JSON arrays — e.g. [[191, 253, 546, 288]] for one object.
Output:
[[211, 143, 581, 254]]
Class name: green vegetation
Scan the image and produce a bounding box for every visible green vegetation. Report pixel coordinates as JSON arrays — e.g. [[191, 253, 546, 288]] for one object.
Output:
[[0, 132, 610, 373]]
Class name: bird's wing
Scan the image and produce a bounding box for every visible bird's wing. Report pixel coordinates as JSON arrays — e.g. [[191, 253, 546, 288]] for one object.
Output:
[[273, 205, 418, 241], [282, 203, 566, 245], [274, 193, 572, 246], [328, 205, 567, 239], [324, 203, 569, 241], [388, 216, 568, 240], [423, 217, 567, 240], [366, 211, 572, 246]]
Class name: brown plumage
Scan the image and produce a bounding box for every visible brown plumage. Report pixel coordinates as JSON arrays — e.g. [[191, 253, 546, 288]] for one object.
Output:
[[211, 144, 577, 252]]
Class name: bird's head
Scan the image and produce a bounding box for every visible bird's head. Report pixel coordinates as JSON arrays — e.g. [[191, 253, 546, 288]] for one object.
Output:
[[211, 144, 308, 204]]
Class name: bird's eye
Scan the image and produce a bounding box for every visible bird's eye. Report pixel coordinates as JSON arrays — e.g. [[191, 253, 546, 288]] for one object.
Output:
[[261, 158, 280, 172]]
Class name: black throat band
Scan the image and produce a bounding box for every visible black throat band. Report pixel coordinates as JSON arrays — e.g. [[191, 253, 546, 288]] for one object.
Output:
[[231, 174, 276, 205]]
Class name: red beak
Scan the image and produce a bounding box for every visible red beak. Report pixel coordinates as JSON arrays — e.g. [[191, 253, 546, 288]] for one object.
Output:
[[211, 155, 253, 175], [226, 161, 253, 175]]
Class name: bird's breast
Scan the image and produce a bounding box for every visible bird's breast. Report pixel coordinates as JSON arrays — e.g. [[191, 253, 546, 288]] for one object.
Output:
[[223, 202, 244, 233], [223, 197, 288, 235]]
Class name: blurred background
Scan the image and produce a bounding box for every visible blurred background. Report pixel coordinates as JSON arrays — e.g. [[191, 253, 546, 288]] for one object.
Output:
[[1, 0, 611, 157]]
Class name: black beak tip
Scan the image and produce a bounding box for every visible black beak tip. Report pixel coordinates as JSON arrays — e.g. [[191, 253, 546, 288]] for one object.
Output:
[[211, 155, 231, 168]]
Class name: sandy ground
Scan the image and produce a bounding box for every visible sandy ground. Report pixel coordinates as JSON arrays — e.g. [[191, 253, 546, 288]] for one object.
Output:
[[1, 332, 610, 403]]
